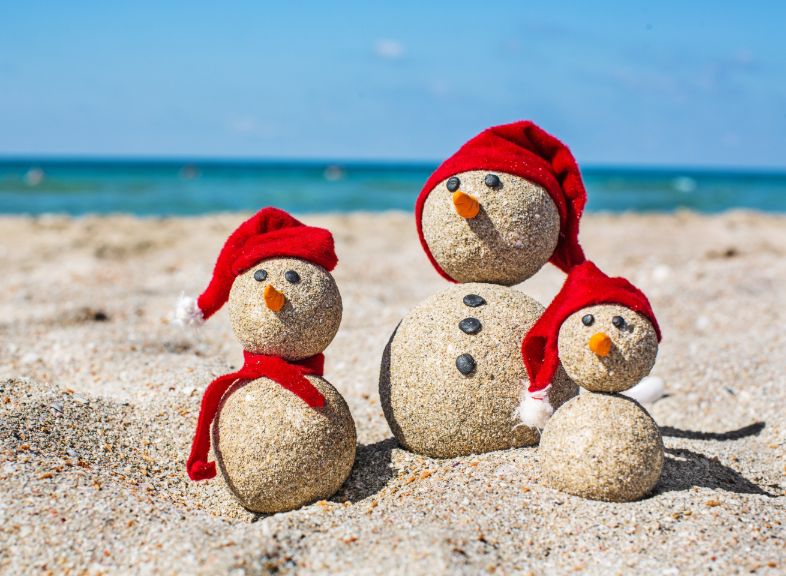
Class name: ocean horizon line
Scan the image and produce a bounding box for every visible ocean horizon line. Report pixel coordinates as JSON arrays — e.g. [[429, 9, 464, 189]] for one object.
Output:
[[1, 157, 785, 215]]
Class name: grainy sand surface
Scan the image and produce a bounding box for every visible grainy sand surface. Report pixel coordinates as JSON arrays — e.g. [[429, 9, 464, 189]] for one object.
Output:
[[0, 211, 784, 575]]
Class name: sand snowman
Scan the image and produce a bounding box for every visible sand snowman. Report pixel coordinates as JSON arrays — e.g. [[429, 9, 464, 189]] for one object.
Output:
[[177, 208, 356, 513], [380, 121, 588, 458], [519, 261, 663, 501]]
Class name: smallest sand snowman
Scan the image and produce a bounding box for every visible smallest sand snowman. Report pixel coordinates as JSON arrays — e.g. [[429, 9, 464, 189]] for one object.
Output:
[[177, 208, 356, 513], [518, 262, 663, 502]]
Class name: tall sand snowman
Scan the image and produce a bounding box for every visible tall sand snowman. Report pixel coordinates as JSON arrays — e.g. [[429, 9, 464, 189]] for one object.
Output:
[[519, 261, 664, 501], [177, 207, 356, 513], [380, 121, 589, 458]]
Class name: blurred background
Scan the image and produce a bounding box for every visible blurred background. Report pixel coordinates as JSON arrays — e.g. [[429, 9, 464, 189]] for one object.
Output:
[[1, 1, 785, 215]]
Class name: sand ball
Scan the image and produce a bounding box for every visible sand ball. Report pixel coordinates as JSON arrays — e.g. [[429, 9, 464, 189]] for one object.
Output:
[[228, 257, 342, 360], [539, 393, 663, 502], [212, 376, 356, 513], [380, 283, 577, 458], [421, 170, 561, 285], [558, 304, 659, 393]]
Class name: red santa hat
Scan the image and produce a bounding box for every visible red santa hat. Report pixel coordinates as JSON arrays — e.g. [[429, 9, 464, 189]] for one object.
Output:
[[175, 207, 338, 325], [415, 120, 588, 281], [517, 261, 661, 428]]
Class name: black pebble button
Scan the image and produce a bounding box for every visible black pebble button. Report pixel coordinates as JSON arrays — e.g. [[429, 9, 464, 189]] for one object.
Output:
[[455, 353, 476, 375], [463, 294, 486, 307], [254, 269, 267, 282], [447, 176, 460, 192], [459, 317, 481, 334], [284, 270, 301, 284]]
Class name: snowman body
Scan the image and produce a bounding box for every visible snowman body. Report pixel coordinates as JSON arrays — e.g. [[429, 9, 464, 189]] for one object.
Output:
[[539, 393, 662, 502], [213, 375, 355, 513], [381, 283, 576, 458]]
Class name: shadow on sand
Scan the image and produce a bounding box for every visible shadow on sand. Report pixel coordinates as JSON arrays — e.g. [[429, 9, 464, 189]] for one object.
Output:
[[660, 421, 765, 442], [334, 437, 397, 503], [655, 422, 774, 496]]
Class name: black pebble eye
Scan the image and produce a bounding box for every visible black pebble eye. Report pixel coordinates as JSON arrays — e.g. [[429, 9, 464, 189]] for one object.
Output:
[[284, 270, 301, 284], [484, 173, 501, 188], [612, 316, 626, 329], [253, 269, 267, 282], [582, 314, 595, 327], [446, 176, 460, 192]]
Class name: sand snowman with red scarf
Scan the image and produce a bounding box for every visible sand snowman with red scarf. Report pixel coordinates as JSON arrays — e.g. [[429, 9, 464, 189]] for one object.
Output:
[[520, 262, 664, 501], [380, 121, 588, 458], [177, 208, 356, 513]]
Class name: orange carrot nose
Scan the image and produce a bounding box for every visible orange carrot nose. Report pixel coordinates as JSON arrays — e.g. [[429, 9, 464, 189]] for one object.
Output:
[[588, 332, 612, 357], [452, 191, 481, 219], [263, 284, 286, 312]]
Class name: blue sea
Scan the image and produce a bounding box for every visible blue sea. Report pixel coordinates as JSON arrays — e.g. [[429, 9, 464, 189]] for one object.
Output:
[[0, 159, 785, 215]]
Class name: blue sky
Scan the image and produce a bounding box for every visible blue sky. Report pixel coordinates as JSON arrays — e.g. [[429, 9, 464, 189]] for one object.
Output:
[[1, 1, 784, 167]]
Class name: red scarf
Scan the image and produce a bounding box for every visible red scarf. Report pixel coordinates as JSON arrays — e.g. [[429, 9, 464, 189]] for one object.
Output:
[[186, 351, 325, 481]]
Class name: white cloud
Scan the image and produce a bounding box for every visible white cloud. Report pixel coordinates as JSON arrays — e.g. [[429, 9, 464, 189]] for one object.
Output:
[[374, 39, 404, 60], [428, 80, 449, 97], [733, 49, 754, 66], [228, 117, 277, 139], [230, 117, 258, 134]]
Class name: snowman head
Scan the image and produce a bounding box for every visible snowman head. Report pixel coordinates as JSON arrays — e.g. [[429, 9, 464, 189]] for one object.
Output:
[[228, 257, 341, 360], [557, 304, 658, 393], [175, 207, 340, 360], [416, 121, 588, 285], [421, 169, 561, 285]]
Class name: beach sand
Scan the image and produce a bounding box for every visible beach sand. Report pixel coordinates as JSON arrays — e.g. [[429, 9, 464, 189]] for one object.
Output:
[[0, 211, 784, 575]]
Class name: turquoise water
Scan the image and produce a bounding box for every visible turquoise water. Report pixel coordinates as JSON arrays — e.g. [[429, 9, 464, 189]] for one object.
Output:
[[0, 160, 785, 215]]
